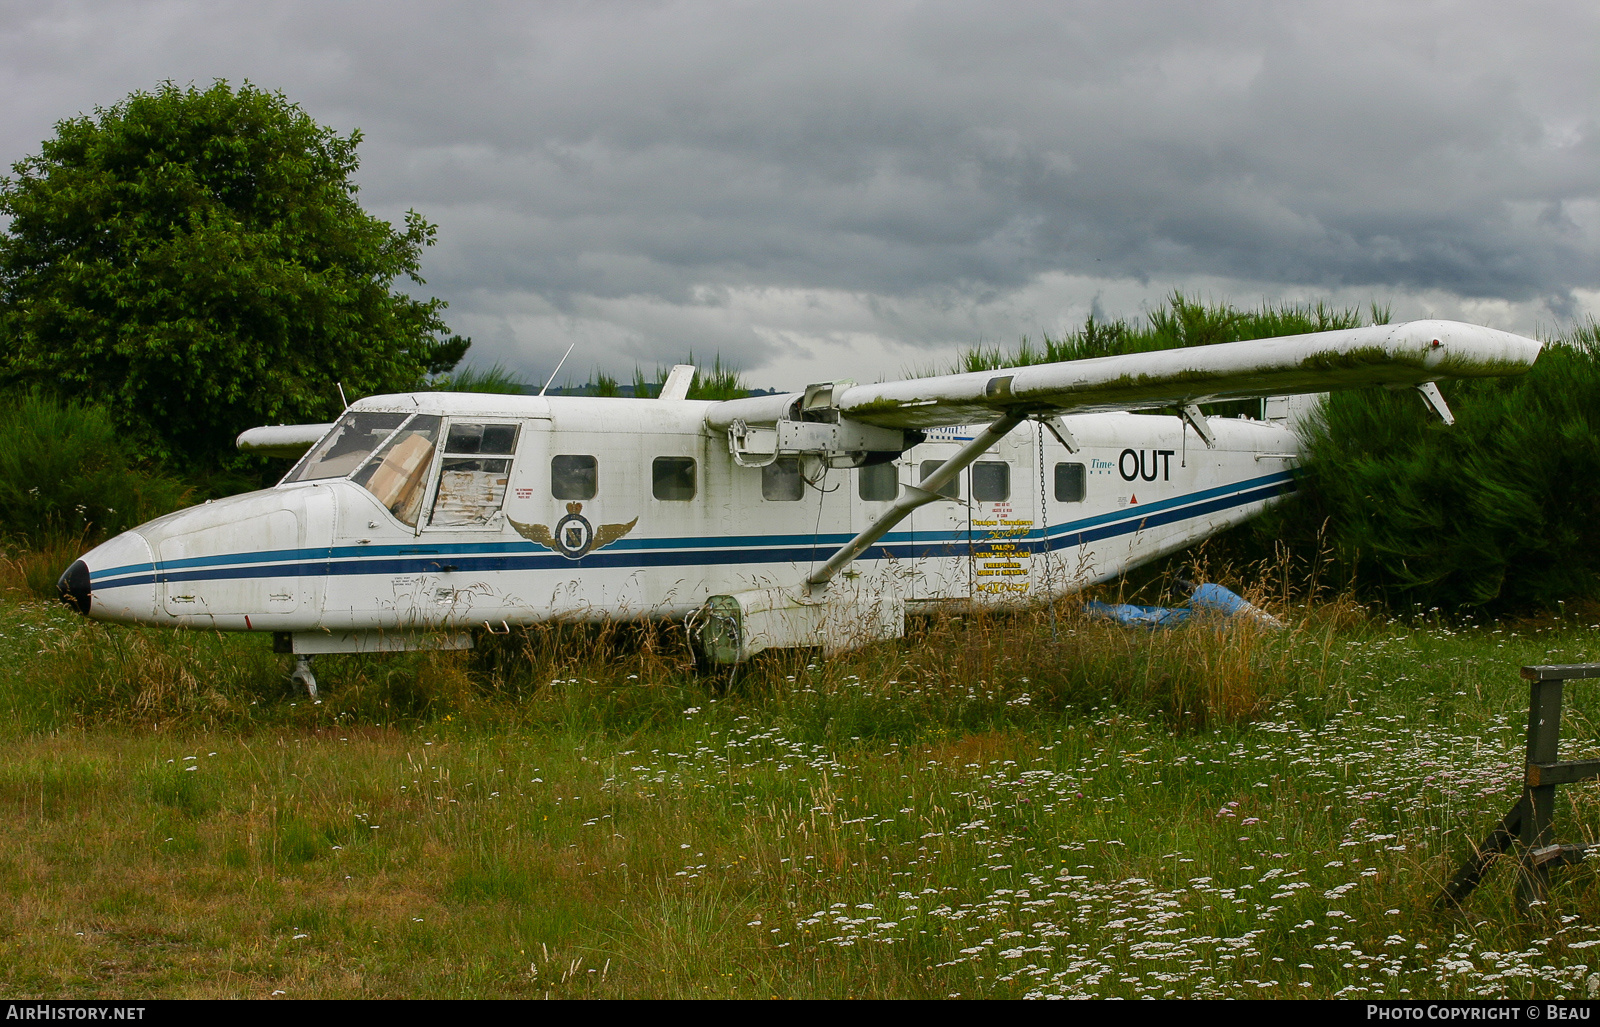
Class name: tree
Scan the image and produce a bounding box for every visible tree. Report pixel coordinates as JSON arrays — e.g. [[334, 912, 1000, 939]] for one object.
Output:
[[1272, 323, 1600, 612], [0, 80, 469, 471]]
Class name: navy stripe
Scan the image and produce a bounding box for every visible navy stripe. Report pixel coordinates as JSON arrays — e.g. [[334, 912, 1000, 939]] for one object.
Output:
[[98, 469, 1294, 576], [855, 477, 1295, 562], [91, 472, 1294, 592], [1036, 470, 1292, 536], [98, 468, 1294, 579]]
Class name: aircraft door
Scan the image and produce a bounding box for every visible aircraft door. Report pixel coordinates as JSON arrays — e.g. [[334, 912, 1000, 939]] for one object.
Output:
[[968, 431, 1038, 605], [908, 433, 972, 602], [501, 418, 548, 534]]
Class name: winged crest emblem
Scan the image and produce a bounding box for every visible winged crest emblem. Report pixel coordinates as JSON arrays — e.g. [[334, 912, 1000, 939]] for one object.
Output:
[[509, 502, 637, 560]]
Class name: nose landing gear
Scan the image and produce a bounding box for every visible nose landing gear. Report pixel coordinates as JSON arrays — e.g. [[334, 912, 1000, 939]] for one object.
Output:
[[290, 655, 318, 699], [274, 632, 319, 699]]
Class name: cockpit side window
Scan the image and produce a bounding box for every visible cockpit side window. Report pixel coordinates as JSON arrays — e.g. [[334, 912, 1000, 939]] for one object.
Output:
[[351, 415, 443, 527], [429, 422, 522, 527], [444, 421, 519, 456], [282, 411, 408, 483]]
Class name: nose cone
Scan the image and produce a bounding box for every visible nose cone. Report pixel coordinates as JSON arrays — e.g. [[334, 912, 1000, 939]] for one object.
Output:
[[57, 560, 92, 614], [68, 529, 159, 625]]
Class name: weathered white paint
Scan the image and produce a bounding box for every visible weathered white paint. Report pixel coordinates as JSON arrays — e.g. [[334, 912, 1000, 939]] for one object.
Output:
[[66, 319, 1541, 659]]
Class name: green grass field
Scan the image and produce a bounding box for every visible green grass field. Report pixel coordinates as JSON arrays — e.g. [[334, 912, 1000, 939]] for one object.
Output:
[[3, 586, 1600, 999]]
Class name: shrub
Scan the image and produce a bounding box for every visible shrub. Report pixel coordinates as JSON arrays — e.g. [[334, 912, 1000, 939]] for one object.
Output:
[[0, 80, 469, 472], [1268, 321, 1600, 612], [0, 389, 191, 550], [955, 297, 1600, 613]]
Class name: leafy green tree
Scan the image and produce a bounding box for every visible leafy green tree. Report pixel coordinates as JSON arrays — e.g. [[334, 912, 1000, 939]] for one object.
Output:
[[0, 80, 469, 471]]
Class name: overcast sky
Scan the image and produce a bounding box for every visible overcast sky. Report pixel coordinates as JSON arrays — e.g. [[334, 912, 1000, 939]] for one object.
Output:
[[2, 1, 1594, 390]]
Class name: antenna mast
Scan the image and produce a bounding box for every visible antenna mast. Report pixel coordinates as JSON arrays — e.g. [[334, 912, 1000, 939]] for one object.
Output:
[[539, 344, 577, 397]]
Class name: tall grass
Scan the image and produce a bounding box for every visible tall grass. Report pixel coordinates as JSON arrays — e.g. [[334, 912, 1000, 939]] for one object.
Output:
[[5, 586, 1600, 998], [951, 293, 1376, 370], [1, 536, 97, 601], [540, 354, 754, 399], [0, 390, 192, 597], [685, 355, 748, 401], [631, 354, 751, 400], [0, 572, 1340, 739], [952, 294, 1382, 421], [427, 363, 528, 395]]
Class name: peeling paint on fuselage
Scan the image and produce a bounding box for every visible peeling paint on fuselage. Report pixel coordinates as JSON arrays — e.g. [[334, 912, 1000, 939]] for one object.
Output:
[[74, 396, 1303, 637]]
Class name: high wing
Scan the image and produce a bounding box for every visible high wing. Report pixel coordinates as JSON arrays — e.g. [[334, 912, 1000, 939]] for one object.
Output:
[[236, 321, 1540, 459], [830, 319, 1540, 430], [697, 317, 1543, 626]]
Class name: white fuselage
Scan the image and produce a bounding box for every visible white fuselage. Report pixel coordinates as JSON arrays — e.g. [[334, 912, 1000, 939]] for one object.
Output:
[[73, 394, 1301, 639]]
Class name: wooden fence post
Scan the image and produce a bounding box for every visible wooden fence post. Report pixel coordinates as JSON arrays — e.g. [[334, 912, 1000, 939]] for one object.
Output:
[[1438, 663, 1600, 912]]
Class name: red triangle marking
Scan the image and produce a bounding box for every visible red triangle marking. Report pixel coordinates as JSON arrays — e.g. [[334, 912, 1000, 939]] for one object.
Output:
[[1129, 494, 1138, 504]]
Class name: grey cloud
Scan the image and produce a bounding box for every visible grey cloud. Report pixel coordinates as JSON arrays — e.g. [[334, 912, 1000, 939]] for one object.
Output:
[[1, 0, 1596, 383]]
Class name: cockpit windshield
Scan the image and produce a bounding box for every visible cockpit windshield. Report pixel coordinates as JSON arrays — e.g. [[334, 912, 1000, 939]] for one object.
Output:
[[282, 411, 408, 484], [351, 415, 443, 527]]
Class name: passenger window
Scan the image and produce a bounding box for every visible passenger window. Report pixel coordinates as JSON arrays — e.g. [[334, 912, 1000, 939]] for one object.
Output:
[[352, 415, 443, 527], [972, 461, 1010, 502], [762, 458, 804, 501], [858, 461, 898, 502], [918, 460, 961, 500], [1055, 462, 1087, 503], [552, 455, 597, 500], [429, 422, 521, 527], [653, 457, 696, 501]]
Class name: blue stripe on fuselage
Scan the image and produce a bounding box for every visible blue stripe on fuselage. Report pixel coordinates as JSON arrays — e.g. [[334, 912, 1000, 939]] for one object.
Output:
[[90, 470, 1295, 591]]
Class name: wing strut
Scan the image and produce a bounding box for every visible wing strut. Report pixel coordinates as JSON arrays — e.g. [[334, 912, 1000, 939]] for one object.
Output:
[[1178, 403, 1217, 449], [1415, 381, 1455, 425], [1039, 415, 1079, 453], [805, 412, 1026, 595]]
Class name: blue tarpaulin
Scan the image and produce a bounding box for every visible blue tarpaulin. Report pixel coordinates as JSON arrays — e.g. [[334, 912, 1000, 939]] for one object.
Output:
[[1083, 583, 1282, 630]]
